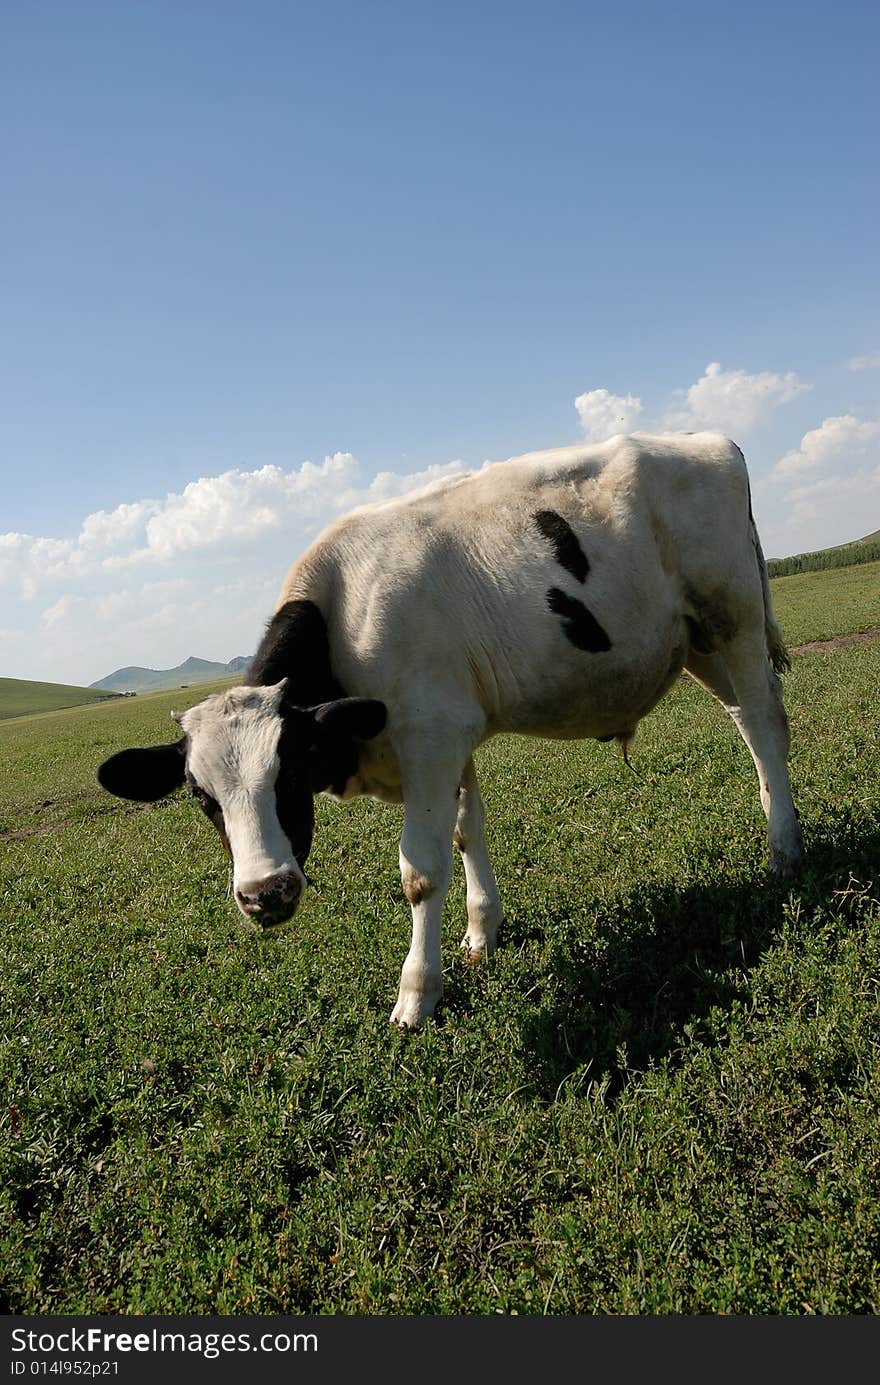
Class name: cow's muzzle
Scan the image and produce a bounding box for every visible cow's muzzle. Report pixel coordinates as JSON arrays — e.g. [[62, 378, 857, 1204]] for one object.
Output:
[[234, 869, 303, 927]]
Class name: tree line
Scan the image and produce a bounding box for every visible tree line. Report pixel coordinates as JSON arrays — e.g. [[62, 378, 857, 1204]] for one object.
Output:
[[767, 537, 880, 578]]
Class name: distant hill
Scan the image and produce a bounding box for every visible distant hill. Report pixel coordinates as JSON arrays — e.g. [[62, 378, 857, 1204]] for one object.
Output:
[[768, 531, 880, 578], [0, 677, 120, 721], [90, 654, 252, 694]]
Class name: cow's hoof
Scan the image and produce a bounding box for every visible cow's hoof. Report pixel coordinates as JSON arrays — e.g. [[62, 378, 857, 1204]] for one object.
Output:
[[770, 853, 803, 879], [770, 830, 804, 878], [460, 939, 485, 965], [460, 913, 502, 964], [770, 819, 803, 875], [460, 936, 490, 965], [390, 988, 439, 1029]]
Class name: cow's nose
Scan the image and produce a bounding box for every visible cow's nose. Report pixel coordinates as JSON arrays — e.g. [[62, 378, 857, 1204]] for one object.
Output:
[[235, 870, 302, 925]]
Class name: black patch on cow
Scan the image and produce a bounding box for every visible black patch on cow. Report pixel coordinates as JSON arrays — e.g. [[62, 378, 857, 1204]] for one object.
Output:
[[534, 510, 589, 584], [245, 599, 346, 705], [274, 714, 317, 868], [310, 699, 387, 793], [236, 601, 387, 872], [97, 738, 187, 801], [271, 698, 387, 868], [546, 587, 612, 652]]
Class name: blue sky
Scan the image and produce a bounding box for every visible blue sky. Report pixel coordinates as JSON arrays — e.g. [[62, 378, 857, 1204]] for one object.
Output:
[[2, 0, 878, 685]]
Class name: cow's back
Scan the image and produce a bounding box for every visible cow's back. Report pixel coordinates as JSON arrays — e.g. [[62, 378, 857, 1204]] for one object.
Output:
[[279, 432, 759, 742]]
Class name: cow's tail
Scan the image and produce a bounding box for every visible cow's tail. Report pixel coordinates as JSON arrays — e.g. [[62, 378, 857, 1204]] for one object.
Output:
[[749, 496, 790, 674]]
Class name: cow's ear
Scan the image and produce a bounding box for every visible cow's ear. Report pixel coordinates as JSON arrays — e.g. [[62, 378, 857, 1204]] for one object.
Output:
[[97, 739, 187, 802], [306, 699, 387, 794], [312, 698, 387, 742]]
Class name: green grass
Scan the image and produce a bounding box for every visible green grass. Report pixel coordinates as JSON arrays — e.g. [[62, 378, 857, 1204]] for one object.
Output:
[[0, 677, 119, 722], [0, 679, 237, 839], [1, 568, 878, 1314], [769, 560, 880, 647]]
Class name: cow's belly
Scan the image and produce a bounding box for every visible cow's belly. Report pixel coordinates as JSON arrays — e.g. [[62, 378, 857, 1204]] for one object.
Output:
[[343, 618, 687, 802], [492, 617, 688, 741]]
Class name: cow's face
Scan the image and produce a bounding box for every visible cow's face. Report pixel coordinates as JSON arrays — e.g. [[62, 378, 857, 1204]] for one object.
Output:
[[97, 682, 386, 927]]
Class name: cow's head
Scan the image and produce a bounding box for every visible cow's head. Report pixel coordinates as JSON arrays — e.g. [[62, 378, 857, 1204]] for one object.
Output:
[[96, 681, 386, 926]]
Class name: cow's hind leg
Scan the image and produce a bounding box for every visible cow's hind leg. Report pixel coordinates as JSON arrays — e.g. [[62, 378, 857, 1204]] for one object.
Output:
[[686, 643, 803, 875], [455, 758, 503, 962]]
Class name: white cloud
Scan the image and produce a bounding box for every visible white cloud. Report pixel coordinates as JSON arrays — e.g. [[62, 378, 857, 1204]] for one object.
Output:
[[848, 353, 880, 372], [573, 361, 809, 446], [0, 532, 82, 598], [93, 579, 191, 625], [139, 453, 361, 562], [0, 451, 473, 683], [574, 388, 643, 441], [0, 453, 375, 596], [2, 451, 474, 602], [760, 413, 880, 555], [787, 467, 880, 506], [79, 500, 158, 552], [773, 415, 880, 477], [42, 595, 84, 629], [772, 465, 880, 552], [664, 361, 809, 434]]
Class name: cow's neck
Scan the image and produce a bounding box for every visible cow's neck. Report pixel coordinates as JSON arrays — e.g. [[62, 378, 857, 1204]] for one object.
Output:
[[243, 599, 345, 706]]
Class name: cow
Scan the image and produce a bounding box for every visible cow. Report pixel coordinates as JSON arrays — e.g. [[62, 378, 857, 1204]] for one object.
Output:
[[97, 432, 803, 1027]]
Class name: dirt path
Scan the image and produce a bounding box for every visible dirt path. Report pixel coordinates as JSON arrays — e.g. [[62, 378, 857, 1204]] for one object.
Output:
[[1, 801, 149, 845], [789, 626, 880, 656]]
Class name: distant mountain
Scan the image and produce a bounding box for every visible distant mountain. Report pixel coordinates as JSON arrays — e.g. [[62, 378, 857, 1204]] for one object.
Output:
[[90, 654, 252, 694]]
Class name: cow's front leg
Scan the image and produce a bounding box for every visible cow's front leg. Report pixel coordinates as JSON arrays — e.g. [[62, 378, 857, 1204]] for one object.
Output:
[[455, 758, 503, 962], [391, 735, 472, 1028]]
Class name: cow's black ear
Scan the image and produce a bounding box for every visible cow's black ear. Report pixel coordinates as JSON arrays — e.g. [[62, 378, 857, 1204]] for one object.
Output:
[[312, 698, 387, 742], [306, 699, 387, 794], [97, 739, 187, 802]]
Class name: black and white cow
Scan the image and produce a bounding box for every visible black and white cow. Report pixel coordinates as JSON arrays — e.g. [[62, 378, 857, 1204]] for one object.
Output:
[[97, 432, 803, 1027]]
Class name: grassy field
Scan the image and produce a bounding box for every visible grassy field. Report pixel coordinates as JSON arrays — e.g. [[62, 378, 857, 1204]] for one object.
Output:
[[1, 570, 879, 1314], [769, 559, 879, 647], [0, 677, 119, 722]]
